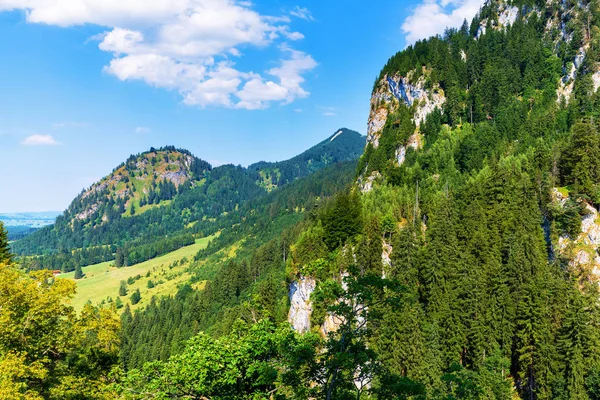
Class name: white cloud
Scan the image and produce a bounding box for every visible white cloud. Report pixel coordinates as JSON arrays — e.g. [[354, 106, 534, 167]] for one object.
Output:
[[22, 134, 59, 146], [134, 126, 150, 134], [284, 31, 304, 41], [323, 112, 337, 117], [2, 0, 316, 109], [294, 108, 302, 112], [236, 47, 316, 109], [290, 6, 314, 21], [402, 0, 484, 45]]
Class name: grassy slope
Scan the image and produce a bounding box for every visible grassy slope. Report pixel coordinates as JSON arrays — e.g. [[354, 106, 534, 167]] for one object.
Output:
[[61, 235, 216, 311], [89, 150, 189, 218]]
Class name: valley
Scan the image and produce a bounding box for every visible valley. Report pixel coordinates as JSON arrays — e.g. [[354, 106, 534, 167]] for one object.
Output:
[[1, 211, 60, 241]]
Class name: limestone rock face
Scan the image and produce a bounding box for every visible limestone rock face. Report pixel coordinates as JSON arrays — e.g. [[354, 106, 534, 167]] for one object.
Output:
[[288, 276, 316, 333], [358, 171, 382, 193], [382, 241, 393, 268], [570, 204, 600, 273], [553, 188, 600, 280], [367, 71, 445, 151], [288, 272, 355, 337], [476, 2, 520, 39], [395, 146, 406, 166], [320, 312, 344, 336]]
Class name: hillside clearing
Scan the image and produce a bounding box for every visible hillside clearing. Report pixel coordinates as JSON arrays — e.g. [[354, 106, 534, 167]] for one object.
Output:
[[61, 234, 216, 311]]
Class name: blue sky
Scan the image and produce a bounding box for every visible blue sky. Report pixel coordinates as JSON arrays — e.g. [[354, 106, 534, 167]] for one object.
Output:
[[0, 0, 484, 212]]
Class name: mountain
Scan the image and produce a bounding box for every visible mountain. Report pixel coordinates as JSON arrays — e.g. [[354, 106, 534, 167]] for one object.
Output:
[[248, 128, 365, 189], [12, 130, 365, 269], [62, 147, 211, 227], [278, 0, 600, 398]]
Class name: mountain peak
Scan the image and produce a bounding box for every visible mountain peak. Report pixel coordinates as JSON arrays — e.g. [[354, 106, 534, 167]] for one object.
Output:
[[248, 128, 365, 190], [68, 147, 211, 224], [327, 127, 363, 142]]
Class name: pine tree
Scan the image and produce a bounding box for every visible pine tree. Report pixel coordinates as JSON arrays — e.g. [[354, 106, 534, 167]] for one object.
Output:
[[375, 223, 426, 380], [515, 280, 553, 399], [130, 288, 141, 305], [0, 222, 12, 264], [119, 280, 128, 297], [357, 215, 382, 275], [74, 264, 84, 279], [560, 121, 600, 198], [115, 248, 124, 268]]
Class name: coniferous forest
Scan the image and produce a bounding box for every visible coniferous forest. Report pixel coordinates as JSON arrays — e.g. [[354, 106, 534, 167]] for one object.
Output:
[[6, 0, 600, 399]]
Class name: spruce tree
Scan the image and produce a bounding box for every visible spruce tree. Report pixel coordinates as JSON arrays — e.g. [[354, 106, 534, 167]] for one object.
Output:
[[74, 264, 84, 279], [119, 280, 128, 297], [130, 288, 141, 305], [0, 222, 11, 264]]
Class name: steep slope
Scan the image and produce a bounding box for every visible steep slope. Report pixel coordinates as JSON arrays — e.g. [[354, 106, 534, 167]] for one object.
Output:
[[281, 0, 600, 398], [119, 160, 359, 368], [248, 128, 365, 190], [360, 0, 600, 189]]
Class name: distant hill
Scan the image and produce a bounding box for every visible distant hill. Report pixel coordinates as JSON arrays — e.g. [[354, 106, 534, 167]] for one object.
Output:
[[62, 146, 211, 227], [12, 130, 365, 269], [1, 212, 60, 241]]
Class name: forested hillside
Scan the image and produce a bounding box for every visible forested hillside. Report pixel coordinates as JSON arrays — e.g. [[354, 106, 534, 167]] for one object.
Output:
[[278, 0, 600, 397], [248, 128, 365, 189], [120, 0, 600, 398], [12, 130, 364, 273], [119, 161, 358, 369]]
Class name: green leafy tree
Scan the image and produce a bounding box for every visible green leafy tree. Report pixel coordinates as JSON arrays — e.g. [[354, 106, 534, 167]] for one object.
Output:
[[310, 267, 403, 400], [120, 319, 319, 399], [0, 263, 120, 398]]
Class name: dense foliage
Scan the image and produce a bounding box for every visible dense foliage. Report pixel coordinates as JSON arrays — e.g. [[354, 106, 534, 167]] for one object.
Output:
[[120, 161, 358, 369], [0, 262, 120, 399], [348, 0, 600, 397], [5, 225, 38, 241]]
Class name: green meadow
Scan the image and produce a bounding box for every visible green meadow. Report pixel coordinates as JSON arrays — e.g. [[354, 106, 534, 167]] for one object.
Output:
[[62, 235, 215, 311]]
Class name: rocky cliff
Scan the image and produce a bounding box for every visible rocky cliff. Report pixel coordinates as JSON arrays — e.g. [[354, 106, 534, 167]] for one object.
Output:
[[553, 188, 600, 281]]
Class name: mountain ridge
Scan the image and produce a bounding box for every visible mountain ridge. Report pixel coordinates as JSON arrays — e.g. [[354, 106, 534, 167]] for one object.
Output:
[[12, 129, 365, 269]]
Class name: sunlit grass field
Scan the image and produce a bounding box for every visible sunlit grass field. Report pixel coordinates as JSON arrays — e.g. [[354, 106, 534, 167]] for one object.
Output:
[[61, 234, 216, 311]]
